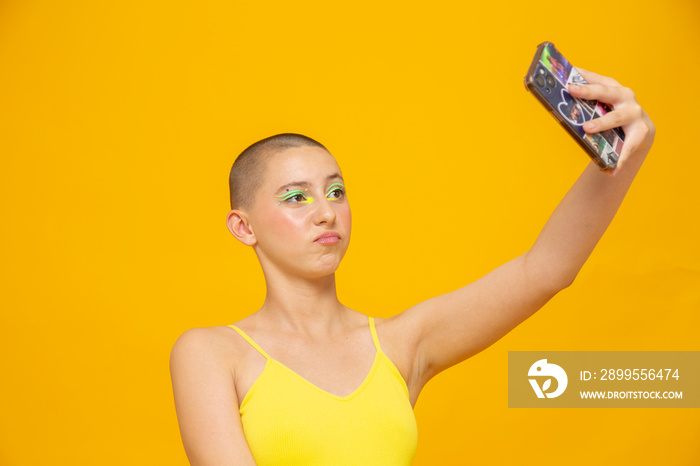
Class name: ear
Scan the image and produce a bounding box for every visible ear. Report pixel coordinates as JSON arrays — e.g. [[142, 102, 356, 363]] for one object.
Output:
[[226, 209, 257, 246]]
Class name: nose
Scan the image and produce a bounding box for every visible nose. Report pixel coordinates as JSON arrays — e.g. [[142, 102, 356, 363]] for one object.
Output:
[[313, 196, 337, 226]]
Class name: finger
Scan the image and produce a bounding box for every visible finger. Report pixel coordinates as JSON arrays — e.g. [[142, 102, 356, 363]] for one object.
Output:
[[618, 127, 645, 161], [609, 127, 645, 175], [583, 103, 641, 133], [575, 67, 621, 87], [569, 82, 629, 106], [583, 110, 624, 133], [610, 159, 623, 176]]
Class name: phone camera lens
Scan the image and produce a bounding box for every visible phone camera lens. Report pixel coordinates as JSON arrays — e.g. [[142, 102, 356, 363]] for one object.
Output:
[[546, 75, 556, 88], [535, 74, 545, 87]]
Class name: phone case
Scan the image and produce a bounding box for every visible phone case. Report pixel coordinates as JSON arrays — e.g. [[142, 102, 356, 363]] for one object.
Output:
[[524, 42, 625, 170]]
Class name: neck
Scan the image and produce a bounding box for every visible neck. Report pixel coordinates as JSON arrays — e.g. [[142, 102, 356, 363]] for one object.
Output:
[[256, 270, 350, 336]]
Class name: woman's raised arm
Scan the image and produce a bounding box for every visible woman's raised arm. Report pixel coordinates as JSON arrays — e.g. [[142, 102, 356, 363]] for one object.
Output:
[[388, 68, 656, 395], [170, 328, 257, 465]]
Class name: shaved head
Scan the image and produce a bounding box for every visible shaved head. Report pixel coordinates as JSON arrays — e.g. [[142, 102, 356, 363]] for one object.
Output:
[[228, 133, 328, 211]]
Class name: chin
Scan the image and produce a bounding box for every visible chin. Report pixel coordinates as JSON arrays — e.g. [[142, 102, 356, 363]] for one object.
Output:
[[302, 257, 343, 280]]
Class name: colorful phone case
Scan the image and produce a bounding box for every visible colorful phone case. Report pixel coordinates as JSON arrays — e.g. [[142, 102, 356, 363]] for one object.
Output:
[[524, 42, 625, 170]]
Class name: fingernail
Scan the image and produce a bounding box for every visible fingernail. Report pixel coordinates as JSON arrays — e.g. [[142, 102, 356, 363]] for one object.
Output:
[[584, 121, 595, 131]]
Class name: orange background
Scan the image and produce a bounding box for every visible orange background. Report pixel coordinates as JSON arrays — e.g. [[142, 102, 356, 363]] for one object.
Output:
[[1, 1, 699, 464]]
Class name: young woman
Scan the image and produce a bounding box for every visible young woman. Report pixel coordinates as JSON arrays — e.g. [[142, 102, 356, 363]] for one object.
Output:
[[170, 68, 655, 465]]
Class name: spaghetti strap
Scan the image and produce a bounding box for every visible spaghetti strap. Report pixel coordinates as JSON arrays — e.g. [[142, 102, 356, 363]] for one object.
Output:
[[368, 316, 383, 353], [227, 324, 271, 360]]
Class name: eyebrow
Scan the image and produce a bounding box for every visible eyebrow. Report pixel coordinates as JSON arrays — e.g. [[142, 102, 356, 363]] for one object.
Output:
[[275, 173, 344, 194]]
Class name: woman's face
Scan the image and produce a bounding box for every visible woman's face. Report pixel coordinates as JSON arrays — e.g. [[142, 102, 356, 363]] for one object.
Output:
[[247, 146, 352, 281]]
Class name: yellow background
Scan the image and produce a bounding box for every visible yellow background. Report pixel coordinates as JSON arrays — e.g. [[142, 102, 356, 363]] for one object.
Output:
[[1, 1, 698, 464]]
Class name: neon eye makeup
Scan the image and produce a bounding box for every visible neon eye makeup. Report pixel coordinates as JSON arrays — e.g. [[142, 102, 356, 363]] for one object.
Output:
[[277, 190, 314, 204], [325, 182, 345, 201], [275, 182, 345, 206]]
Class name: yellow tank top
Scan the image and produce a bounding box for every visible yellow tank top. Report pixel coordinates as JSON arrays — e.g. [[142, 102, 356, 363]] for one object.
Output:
[[227, 316, 418, 465]]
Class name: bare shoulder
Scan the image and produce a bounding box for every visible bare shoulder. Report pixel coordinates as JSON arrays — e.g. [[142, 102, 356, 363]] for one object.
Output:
[[170, 323, 265, 401], [171, 325, 241, 353], [169, 327, 241, 404], [169, 325, 258, 403], [170, 326, 257, 464], [170, 326, 242, 370]]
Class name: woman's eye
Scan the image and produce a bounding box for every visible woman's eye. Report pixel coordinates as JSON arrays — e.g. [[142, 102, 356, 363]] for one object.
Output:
[[327, 188, 345, 200], [279, 190, 308, 203]]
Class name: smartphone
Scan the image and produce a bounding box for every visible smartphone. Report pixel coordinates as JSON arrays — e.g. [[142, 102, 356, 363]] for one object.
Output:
[[524, 42, 625, 170]]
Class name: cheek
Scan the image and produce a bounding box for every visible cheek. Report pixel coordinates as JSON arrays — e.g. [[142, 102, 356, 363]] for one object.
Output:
[[341, 206, 352, 227], [334, 204, 352, 234], [260, 207, 308, 241], [338, 200, 351, 219]]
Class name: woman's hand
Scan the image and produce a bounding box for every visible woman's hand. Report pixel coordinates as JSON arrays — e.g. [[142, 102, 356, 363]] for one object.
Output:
[[568, 68, 656, 176]]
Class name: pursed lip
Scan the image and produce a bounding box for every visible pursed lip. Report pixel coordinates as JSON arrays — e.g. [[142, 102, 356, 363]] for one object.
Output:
[[314, 231, 341, 242]]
